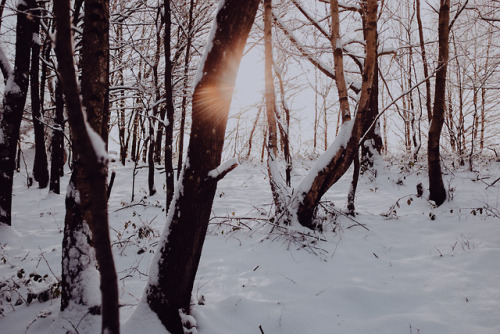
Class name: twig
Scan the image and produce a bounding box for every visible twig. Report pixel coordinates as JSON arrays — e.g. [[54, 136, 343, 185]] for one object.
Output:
[[486, 176, 500, 189], [107, 171, 116, 201], [38, 247, 58, 280], [114, 202, 147, 212]]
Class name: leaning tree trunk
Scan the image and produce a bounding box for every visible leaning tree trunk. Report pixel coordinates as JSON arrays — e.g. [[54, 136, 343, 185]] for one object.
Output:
[[53, 0, 120, 332], [0, 0, 35, 226], [143, 1, 260, 333], [292, 0, 378, 229], [428, 0, 450, 206]]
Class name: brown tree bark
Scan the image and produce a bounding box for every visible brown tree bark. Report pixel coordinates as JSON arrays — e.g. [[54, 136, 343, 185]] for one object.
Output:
[[330, 0, 351, 122], [54, 0, 120, 332], [294, 0, 378, 228], [428, 0, 450, 206], [0, 0, 36, 226], [264, 0, 285, 214], [416, 0, 432, 122], [144, 1, 259, 332]]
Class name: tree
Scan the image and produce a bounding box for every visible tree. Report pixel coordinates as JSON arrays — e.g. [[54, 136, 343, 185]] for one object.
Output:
[[164, 0, 175, 210], [428, 0, 451, 206], [0, 0, 36, 226], [31, 2, 49, 189], [141, 1, 260, 332], [53, 0, 120, 332]]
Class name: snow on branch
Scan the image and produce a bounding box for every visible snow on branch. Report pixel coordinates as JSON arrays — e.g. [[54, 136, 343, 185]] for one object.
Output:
[[205, 158, 238, 183]]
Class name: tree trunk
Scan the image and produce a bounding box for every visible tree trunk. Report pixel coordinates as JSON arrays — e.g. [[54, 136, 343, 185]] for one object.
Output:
[[177, 0, 196, 179], [144, 2, 259, 332], [264, 0, 286, 214], [428, 0, 450, 206], [293, 0, 378, 228], [416, 0, 432, 122], [31, 6, 49, 189], [53, 0, 120, 332], [0, 0, 35, 226], [164, 0, 175, 210], [49, 80, 65, 194]]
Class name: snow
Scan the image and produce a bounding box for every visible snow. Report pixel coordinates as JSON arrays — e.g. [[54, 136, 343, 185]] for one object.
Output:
[[0, 46, 13, 77], [86, 123, 109, 165], [207, 158, 238, 179], [1, 149, 500, 334]]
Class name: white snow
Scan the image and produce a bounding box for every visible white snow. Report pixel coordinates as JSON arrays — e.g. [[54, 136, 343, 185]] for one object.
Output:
[[207, 158, 238, 179], [1, 149, 500, 334], [86, 123, 110, 165]]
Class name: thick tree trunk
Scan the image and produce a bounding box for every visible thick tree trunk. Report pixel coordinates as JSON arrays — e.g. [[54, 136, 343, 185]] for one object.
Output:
[[0, 0, 35, 226], [428, 0, 450, 206], [144, 2, 259, 332], [54, 0, 120, 332]]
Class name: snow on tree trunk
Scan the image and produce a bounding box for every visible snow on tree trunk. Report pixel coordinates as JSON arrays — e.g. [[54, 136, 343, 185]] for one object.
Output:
[[53, 0, 120, 333], [286, 0, 378, 229], [137, 1, 260, 333], [0, 0, 35, 226]]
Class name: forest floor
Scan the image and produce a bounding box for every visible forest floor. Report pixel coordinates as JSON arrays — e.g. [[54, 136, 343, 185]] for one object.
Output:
[[1, 151, 499, 334]]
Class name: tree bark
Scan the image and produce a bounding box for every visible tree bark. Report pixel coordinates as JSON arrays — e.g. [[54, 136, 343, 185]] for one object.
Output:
[[416, 0, 432, 122], [164, 0, 175, 210], [0, 0, 35, 226], [428, 0, 450, 206], [144, 1, 259, 332], [330, 0, 351, 121], [49, 80, 65, 194], [264, 0, 287, 215], [294, 0, 378, 228], [54, 0, 120, 332], [31, 5, 49, 189], [177, 0, 196, 179]]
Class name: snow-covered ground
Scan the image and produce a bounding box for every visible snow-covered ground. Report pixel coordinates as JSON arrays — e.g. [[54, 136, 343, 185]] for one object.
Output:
[[1, 153, 499, 334]]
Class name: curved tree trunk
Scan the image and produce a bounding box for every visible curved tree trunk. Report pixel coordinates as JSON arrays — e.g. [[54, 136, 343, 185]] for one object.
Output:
[[144, 1, 259, 332], [428, 0, 450, 206], [293, 0, 378, 228]]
